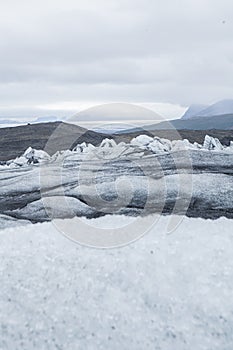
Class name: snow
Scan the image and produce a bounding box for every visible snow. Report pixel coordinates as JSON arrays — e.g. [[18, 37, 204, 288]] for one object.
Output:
[[0, 214, 31, 229], [0, 215, 233, 349]]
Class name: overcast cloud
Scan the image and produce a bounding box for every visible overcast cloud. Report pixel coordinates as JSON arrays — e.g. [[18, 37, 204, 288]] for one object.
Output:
[[0, 0, 233, 119]]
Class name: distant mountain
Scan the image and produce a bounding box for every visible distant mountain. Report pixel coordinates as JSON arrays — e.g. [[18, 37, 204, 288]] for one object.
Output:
[[197, 99, 233, 117], [117, 113, 233, 133], [0, 119, 24, 125], [181, 104, 209, 119], [93, 128, 126, 134], [181, 99, 233, 120], [118, 99, 233, 133], [93, 123, 136, 134], [0, 116, 65, 126], [169, 113, 233, 130], [33, 116, 64, 123]]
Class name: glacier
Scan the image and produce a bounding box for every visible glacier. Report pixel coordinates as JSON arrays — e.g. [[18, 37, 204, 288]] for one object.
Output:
[[2, 134, 233, 169], [1, 133, 233, 348], [0, 134, 233, 226]]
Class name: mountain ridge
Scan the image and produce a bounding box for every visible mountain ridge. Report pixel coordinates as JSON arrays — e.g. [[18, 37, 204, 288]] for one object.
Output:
[[181, 104, 209, 120], [181, 99, 233, 119]]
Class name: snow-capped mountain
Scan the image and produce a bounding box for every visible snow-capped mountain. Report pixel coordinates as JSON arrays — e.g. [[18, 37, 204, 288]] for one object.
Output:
[[197, 99, 233, 117], [181, 99, 233, 119], [181, 104, 209, 119]]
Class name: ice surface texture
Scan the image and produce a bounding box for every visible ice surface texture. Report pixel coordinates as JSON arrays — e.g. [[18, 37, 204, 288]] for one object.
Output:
[[0, 135, 233, 226], [0, 215, 233, 349]]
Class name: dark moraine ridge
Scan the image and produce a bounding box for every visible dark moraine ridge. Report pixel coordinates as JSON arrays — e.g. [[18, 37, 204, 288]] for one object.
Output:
[[0, 122, 107, 161]]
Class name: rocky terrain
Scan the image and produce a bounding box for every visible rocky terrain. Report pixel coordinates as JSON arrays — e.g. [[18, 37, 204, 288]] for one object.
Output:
[[0, 122, 106, 162], [0, 121, 233, 162]]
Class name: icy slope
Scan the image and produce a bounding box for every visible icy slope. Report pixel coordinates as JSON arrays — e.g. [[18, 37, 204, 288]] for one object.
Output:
[[0, 215, 233, 349]]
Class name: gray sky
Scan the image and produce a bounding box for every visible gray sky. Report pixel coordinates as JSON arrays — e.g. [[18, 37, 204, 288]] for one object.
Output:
[[0, 0, 233, 120]]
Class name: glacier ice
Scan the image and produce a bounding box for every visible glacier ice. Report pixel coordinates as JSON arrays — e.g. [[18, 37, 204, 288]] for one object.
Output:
[[5, 147, 50, 167], [130, 134, 154, 147], [1, 134, 233, 170], [0, 134, 233, 224], [203, 135, 224, 151]]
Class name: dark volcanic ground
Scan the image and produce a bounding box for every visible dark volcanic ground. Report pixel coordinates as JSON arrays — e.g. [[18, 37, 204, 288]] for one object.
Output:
[[0, 122, 107, 161]]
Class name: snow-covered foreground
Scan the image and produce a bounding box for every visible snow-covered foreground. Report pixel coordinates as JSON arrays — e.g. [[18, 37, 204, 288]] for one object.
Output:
[[1, 215, 233, 349]]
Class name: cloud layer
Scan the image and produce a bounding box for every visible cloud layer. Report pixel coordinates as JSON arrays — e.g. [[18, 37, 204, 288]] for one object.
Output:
[[0, 0, 233, 118]]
